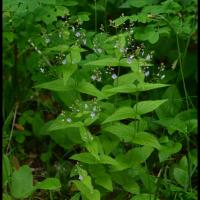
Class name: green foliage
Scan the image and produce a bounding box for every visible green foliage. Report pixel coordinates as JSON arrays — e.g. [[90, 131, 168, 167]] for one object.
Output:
[[3, 0, 197, 199]]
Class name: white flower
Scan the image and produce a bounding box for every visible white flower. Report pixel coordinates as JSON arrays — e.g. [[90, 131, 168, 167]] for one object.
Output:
[[127, 55, 134, 64], [93, 106, 97, 111], [37, 50, 42, 55], [62, 59, 67, 65], [145, 54, 151, 61], [111, 74, 117, 79], [66, 118, 72, 123], [144, 71, 150, 77], [78, 175, 83, 180], [97, 77, 102, 82], [91, 75, 97, 80], [45, 38, 50, 44], [75, 32, 81, 37], [97, 48, 102, 53], [161, 74, 165, 79], [90, 112, 96, 119], [40, 68, 45, 73], [82, 39, 87, 45]]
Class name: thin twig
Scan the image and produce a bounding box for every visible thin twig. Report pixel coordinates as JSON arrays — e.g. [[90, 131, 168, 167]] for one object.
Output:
[[6, 102, 19, 155]]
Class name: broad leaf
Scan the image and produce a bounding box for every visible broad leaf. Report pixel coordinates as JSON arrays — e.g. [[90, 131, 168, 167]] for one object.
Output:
[[103, 107, 137, 124], [83, 57, 119, 67], [132, 132, 161, 149], [35, 178, 61, 190], [11, 165, 34, 199], [133, 100, 168, 115], [77, 81, 105, 98], [70, 153, 98, 164], [34, 78, 75, 91]]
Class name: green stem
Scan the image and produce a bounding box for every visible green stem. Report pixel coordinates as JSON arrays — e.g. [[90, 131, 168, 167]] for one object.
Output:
[[104, 0, 107, 32], [94, 0, 97, 32], [176, 35, 189, 110]]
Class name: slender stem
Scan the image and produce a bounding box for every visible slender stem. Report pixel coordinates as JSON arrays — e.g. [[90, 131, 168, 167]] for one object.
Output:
[[6, 102, 19, 155], [104, 0, 107, 32], [94, 0, 97, 32], [176, 35, 189, 109]]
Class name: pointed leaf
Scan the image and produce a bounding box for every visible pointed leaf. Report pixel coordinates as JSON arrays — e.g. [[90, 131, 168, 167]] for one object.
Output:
[[77, 81, 105, 98], [11, 165, 34, 199], [34, 78, 75, 91], [132, 132, 161, 149], [35, 178, 61, 190], [133, 100, 168, 115], [70, 153, 98, 164], [103, 107, 136, 124], [83, 57, 119, 67]]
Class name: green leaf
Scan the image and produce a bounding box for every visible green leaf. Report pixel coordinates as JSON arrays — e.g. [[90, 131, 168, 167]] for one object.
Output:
[[156, 85, 182, 118], [113, 146, 154, 171], [114, 72, 144, 86], [63, 64, 77, 85], [103, 124, 134, 142], [103, 107, 136, 124], [99, 154, 118, 165], [70, 153, 99, 164], [133, 99, 168, 115], [79, 127, 94, 143], [173, 168, 188, 188], [11, 165, 34, 199], [158, 141, 182, 162], [34, 78, 75, 91], [3, 194, 12, 200], [70, 45, 82, 64], [102, 83, 169, 98], [134, 26, 159, 44], [95, 174, 113, 191], [3, 154, 11, 186], [35, 178, 61, 190], [131, 193, 159, 200], [77, 81, 105, 99], [48, 120, 83, 132], [45, 44, 69, 52], [112, 171, 140, 194], [132, 132, 161, 149], [155, 117, 187, 134], [83, 57, 119, 67], [113, 16, 129, 27]]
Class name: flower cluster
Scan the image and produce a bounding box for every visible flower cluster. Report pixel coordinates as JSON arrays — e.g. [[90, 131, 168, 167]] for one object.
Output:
[[59, 99, 101, 123]]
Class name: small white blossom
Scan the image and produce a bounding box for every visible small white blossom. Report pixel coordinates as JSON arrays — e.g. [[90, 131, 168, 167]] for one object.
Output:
[[45, 38, 50, 44], [145, 54, 151, 61], [75, 32, 81, 37], [62, 59, 67, 65], [91, 75, 97, 80], [90, 112, 96, 119], [127, 55, 134, 64], [66, 118, 72, 123], [97, 48, 102, 53], [111, 74, 118, 79], [82, 39, 87, 45], [144, 71, 150, 77], [161, 74, 165, 79], [78, 175, 83, 180], [40, 68, 45, 73], [97, 77, 102, 82], [37, 50, 42, 55], [93, 106, 97, 111]]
